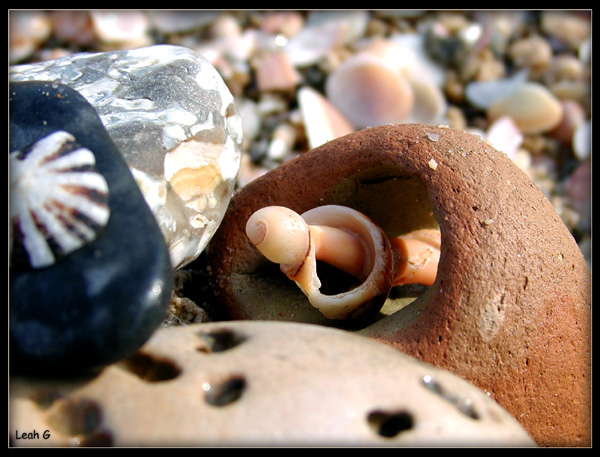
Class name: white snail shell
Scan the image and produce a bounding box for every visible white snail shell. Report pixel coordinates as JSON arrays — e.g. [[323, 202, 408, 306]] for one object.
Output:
[[10, 130, 110, 269], [299, 205, 393, 320]]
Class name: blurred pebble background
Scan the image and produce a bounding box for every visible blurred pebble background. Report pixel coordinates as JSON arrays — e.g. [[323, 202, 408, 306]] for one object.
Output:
[[9, 10, 591, 266]]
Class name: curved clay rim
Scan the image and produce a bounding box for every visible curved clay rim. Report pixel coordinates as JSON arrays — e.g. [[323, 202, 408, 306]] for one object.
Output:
[[208, 124, 590, 446]]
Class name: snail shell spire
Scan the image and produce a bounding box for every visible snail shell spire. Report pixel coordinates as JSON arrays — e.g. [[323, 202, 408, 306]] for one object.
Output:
[[10, 130, 110, 269]]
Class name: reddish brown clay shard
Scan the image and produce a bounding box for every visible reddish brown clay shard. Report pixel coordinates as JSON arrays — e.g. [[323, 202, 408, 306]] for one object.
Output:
[[208, 124, 590, 446]]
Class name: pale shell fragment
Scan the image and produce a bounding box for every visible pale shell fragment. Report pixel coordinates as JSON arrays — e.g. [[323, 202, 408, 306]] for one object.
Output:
[[326, 52, 414, 128], [283, 11, 368, 67], [325, 36, 446, 128], [405, 78, 447, 124], [9, 130, 110, 269], [485, 116, 523, 160], [572, 120, 591, 160], [464, 69, 529, 110], [298, 86, 354, 149], [487, 82, 563, 134], [253, 51, 301, 91]]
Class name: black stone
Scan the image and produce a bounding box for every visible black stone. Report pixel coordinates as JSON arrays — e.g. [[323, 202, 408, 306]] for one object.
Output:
[[9, 81, 173, 375]]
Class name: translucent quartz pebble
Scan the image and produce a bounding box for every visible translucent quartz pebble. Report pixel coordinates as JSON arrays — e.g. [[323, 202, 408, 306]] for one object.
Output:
[[10, 45, 243, 269]]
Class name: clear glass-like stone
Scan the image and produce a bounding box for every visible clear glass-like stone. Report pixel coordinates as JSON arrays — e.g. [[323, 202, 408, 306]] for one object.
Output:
[[10, 45, 243, 269]]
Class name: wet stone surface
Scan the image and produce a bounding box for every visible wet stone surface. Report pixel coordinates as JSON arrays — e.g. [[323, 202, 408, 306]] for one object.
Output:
[[10, 45, 244, 269], [9, 81, 173, 375]]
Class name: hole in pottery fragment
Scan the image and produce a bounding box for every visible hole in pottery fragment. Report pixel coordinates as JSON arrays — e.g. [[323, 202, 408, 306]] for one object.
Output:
[[196, 328, 246, 353], [367, 409, 414, 438], [119, 352, 181, 382], [422, 374, 479, 420], [329, 170, 441, 316], [30, 388, 64, 410], [45, 397, 103, 436], [203, 375, 246, 406], [77, 430, 114, 447]]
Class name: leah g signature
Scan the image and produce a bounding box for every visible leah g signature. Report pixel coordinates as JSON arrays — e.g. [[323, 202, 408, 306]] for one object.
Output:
[[15, 429, 51, 440]]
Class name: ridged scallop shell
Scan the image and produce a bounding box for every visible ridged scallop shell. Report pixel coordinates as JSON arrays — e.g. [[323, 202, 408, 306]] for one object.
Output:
[[9, 130, 110, 269]]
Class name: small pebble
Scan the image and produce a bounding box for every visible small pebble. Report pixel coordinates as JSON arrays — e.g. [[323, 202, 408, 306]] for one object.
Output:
[[259, 11, 305, 38], [266, 123, 297, 161], [147, 10, 219, 35], [541, 11, 591, 49], [546, 54, 586, 85], [487, 82, 563, 134], [426, 132, 440, 142], [49, 11, 96, 47], [90, 11, 151, 47], [9, 11, 51, 63], [564, 159, 591, 232], [508, 34, 553, 74], [253, 50, 301, 92], [548, 100, 586, 147]]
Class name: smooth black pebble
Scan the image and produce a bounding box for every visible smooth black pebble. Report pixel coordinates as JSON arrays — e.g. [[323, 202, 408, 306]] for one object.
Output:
[[9, 81, 173, 375]]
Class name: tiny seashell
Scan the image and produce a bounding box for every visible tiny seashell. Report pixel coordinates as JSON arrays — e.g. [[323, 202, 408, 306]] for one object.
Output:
[[326, 52, 414, 128], [10, 130, 110, 269]]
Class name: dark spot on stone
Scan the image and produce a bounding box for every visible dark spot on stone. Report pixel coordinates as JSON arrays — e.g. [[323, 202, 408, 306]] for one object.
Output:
[[196, 328, 246, 353], [46, 397, 103, 436], [367, 409, 414, 438], [204, 375, 246, 406], [120, 352, 181, 382]]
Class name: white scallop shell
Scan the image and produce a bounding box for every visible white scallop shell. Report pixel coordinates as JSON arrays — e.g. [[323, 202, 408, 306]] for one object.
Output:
[[9, 130, 110, 269]]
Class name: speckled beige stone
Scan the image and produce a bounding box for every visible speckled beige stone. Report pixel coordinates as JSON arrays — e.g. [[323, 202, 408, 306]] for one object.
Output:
[[10, 321, 535, 447], [208, 124, 591, 446]]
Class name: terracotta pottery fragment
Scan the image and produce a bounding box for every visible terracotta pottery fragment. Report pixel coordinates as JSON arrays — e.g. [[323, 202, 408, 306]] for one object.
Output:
[[208, 124, 591, 446]]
